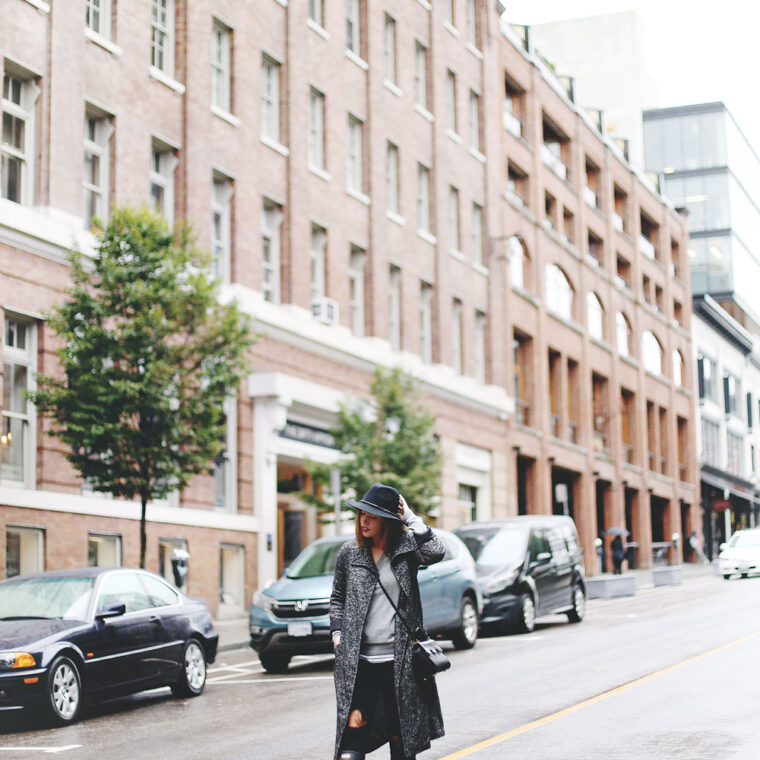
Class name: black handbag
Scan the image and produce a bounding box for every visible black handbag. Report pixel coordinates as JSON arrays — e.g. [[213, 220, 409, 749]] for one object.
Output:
[[375, 574, 451, 680]]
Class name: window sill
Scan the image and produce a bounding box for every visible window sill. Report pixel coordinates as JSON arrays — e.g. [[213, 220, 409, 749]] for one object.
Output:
[[417, 229, 438, 246], [415, 104, 435, 122], [149, 66, 186, 94], [469, 148, 486, 163], [345, 49, 369, 71], [85, 28, 122, 56], [347, 188, 371, 206], [211, 105, 240, 127], [446, 129, 462, 145], [307, 18, 330, 40], [309, 165, 332, 183], [416, 0, 432, 9], [449, 248, 466, 262], [261, 135, 290, 157], [386, 210, 406, 226], [383, 80, 403, 98], [272, 0, 288, 6], [443, 21, 459, 37], [473, 262, 489, 276], [23, 0, 50, 11], [466, 43, 484, 60]]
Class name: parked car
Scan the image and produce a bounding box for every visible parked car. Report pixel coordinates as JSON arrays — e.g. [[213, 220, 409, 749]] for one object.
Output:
[[0, 567, 218, 725], [456, 516, 586, 634], [249, 529, 482, 672], [719, 528, 760, 579]]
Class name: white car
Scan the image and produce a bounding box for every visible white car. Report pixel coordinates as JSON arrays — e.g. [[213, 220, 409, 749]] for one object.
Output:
[[719, 529, 760, 579]]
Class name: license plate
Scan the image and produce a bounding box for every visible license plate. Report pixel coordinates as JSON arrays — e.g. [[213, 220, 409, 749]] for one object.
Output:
[[287, 621, 312, 637]]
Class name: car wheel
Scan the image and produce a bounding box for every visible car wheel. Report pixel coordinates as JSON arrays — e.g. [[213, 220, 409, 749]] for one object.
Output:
[[741, 573, 749, 579], [723, 574, 732, 580], [171, 639, 207, 698], [259, 653, 291, 673], [567, 584, 586, 624], [451, 596, 479, 650], [45, 655, 82, 726], [515, 594, 536, 634]]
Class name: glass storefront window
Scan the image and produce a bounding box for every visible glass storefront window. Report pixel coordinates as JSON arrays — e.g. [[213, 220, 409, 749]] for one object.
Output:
[[5, 526, 44, 578]]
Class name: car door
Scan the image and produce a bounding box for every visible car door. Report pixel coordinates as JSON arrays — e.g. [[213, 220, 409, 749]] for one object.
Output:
[[546, 527, 573, 610], [417, 561, 443, 630], [526, 530, 554, 615], [138, 572, 186, 681], [430, 534, 462, 629]]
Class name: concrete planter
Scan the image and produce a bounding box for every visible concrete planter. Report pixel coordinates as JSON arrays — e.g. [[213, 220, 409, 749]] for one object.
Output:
[[585, 574, 636, 599], [652, 565, 682, 586]]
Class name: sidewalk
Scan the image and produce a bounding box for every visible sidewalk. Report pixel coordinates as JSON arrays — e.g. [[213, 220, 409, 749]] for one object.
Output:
[[215, 614, 251, 652], [593, 560, 715, 591]]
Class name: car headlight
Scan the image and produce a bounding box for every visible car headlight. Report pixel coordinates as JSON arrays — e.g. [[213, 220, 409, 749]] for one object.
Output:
[[252, 590, 275, 612], [0, 652, 36, 670], [483, 568, 519, 595]]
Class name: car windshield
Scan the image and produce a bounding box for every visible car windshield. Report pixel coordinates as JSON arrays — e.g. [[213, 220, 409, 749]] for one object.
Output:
[[459, 527, 528, 568], [729, 532, 760, 549], [287, 541, 347, 579], [0, 576, 95, 620]]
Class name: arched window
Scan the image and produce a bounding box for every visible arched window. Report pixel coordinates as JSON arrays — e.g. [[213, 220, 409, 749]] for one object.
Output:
[[545, 263, 574, 321], [616, 312, 632, 357], [672, 349, 684, 387], [509, 235, 529, 290], [587, 292, 604, 341], [642, 330, 663, 375]]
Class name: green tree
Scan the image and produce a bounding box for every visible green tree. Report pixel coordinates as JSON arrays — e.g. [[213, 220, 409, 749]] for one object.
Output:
[[304, 366, 442, 518], [29, 207, 254, 568]]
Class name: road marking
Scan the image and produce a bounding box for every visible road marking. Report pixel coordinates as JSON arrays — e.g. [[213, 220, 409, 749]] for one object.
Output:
[[436, 630, 760, 760], [208, 675, 333, 685], [0, 747, 82, 754], [208, 659, 260, 672]]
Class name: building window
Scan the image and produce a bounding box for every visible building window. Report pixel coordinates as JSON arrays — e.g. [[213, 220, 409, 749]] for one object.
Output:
[[83, 109, 113, 225], [469, 90, 481, 152], [509, 236, 526, 290], [448, 186, 460, 252], [150, 139, 178, 225], [383, 14, 397, 84], [724, 374, 739, 417], [346, 0, 361, 55], [211, 175, 233, 283], [385, 141, 399, 214], [261, 56, 280, 143], [308, 87, 325, 170], [310, 224, 327, 301], [214, 396, 237, 511], [219, 544, 245, 610], [262, 199, 283, 303], [446, 70, 458, 134], [698, 355, 717, 402], [474, 311, 487, 383], [88, 533, 122, 567], [458, 483, 477, 523], [2, 70, 38, 206], [700, 418, 719, 466], [159, 538, 189, 586], [420, 283, 433, 364], [727, 432, 743, 475], [616, 312, 632, 357], [414, 42, 428, 110], [451, 299, 463, 373], [151, 0, 175, 74], [349, 245, 366, 337], [466, 0, 478, 47], [673, 350, 684, 388], [417, 163, 431, 233], [347, 115, 364, 193], [211, 20, 232, 113], [86, 0, 111, 38], [587, 292, 604, 341], [2, 318, 35, 485], [642, 331, 663, 376], [309, 0, 323, 26], [389, 266, 401, 351], [545, 264, 574, 322], [747, 392, 753, 429], [471, 203, 483, 266], [446, 0, 456, 26], [5, 526, 43, 578]]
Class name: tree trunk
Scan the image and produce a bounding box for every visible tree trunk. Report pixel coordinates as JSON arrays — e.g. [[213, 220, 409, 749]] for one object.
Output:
[[140, 495, 148, 569]]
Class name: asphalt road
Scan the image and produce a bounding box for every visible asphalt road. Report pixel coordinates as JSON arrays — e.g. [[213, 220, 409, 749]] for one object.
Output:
[[3, 568, 760, 759]]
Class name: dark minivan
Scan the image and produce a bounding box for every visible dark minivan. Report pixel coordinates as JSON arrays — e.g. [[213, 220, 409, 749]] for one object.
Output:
[[456, 516, 585, 634]]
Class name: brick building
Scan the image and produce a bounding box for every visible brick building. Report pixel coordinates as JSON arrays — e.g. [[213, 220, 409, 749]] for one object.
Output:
[[0, 0, 696, 616]]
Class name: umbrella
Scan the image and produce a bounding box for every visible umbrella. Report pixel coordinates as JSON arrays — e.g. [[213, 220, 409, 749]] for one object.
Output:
[[603, 527, 630, 537]]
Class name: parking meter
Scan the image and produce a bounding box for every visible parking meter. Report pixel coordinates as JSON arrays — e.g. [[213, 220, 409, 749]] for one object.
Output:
[[171, 548, 190, 588]]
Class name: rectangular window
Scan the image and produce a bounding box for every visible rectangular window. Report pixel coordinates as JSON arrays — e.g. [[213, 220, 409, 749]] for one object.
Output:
[[446, 0, 455, 26], [420, 283, 433, 364], [219, 543, 245, 610], [212, 175, 233, 283], [308, 87, 325, 170], [346, 0, 360, 54], [310, 224, 327, 301], [458, 483, 477, 523], [150, 139, 177, 225], [5, 526, 44, 578], [474, 311, 487, 383], [727, 432, 743, 475], [697, 355, 717, 402], [159, 538, 189, 586], [469, 90, 481, 152], [83, 109, 112, 225], [260, 56, 280, 143], [211, 20, 232, 113], [451, 299, 463, 373], [2, 70, 37, 206], [446, 70, 458, 133], [349, 246, 366, 337], [88, 533, 122, 567], [2, 318, 35, 485], [389, 266, 401, 351], [747, 392, 753, 429], [700, 418, 720, 467], [471, 203, 483, 266], [347, 115, 364, 193], [309, 0, 323, 26], [151, 0, 174, 74], [448, 186, 460, 252], [466, 0, 478, 48], [262, 199, 283, 303], [86, 0, 111, 38], [385, 141, 399, 214], [724, 374, 738, 416], [383, 14, 397, 84], [414, 42, 428, 110], [214, 397, 237, 511], [417, 163, 431, 233]]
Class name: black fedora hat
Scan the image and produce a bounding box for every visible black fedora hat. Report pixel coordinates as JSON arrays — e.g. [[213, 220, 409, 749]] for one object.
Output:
[[345, 483, 402, 522]]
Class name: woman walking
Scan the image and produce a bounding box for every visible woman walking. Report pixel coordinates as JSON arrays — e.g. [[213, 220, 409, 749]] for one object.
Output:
[[330, 483, 445, 760]]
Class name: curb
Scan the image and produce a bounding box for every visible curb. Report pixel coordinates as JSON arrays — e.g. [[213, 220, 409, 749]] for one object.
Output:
[[218, 639, 251, 653]]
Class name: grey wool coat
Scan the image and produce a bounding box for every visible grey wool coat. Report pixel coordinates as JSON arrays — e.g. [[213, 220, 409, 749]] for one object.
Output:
[[329, 527, 446, 760]]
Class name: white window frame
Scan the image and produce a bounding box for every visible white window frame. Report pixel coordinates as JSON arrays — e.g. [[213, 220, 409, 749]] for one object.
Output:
[[417, 163, 430, 233], [83, 108, 113, 225], [383, 13, 397, 84], [466, 0, 477, 48], [262, 199, 283, 304], [587, 292, 604, 341], [420, 283, 433, 364], [309, 0, 323, 26], [616, 312, 631, 357], [474, 311, 487, 383], [310, 224, 327, 301], [471, 203, 483, 266], [2, 70, 39, 207], [451, 299, 463, 373], [545, 264, 574, 322], [86, 0, 111, 38], [414, 42, 428, 110], [211, 20, 232, 113], [1, 317, 36, 488], [346, 115, 364, 193], [88, 532, 122, 567], [509, 236, 525, 289], [260, 55, 280, 143], [308, 87, 325, 171], [346, 0, 361, 55], [389, 267, 401, 351], [150, 139, 178, 225], [214, 395, 238, 512], [349, 246, 366, 337], [448, 186, 460, 252], [151, 0, 175, 75], [673, 350, 683, 387], [385, 141, 399, 214], [469, 89, 481, 152], [642, 330, 663, 376], [446, 70, 458, 133], [212, 174, 233, 283], [5, 525, 44, 577], [446, 0, 456, 26]]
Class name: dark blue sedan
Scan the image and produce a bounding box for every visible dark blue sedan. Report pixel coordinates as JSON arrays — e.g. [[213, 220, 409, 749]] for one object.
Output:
[[0, 567, 218, 725]]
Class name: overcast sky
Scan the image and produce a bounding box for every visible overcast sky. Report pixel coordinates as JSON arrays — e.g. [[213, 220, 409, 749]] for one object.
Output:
[[503, 1, 760, 150]]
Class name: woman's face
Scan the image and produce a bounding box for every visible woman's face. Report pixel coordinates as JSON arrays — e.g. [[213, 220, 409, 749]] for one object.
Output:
[[359, 511, 383, 541]]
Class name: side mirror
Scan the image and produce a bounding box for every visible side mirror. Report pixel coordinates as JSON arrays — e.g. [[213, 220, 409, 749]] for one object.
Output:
[[530, 552, 551, 569], [96, 602, 126, 621], [418, 564, 428, 571]]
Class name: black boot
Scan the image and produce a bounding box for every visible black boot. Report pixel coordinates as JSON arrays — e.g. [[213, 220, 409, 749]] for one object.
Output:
[[339, 752, 365, 760], [389, 739, 411, 760]]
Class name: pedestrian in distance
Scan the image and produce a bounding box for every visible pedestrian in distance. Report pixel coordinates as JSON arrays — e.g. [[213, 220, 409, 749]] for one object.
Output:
[[611, 534, 626, 575], [330, 483, 446, 760]]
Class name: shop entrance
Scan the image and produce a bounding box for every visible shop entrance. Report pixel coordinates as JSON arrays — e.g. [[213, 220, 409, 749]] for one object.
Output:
[[276, 461, 316, 576]]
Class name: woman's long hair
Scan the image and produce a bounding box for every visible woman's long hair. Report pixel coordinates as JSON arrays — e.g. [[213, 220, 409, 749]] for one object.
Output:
[[355, 511, 404, 555]]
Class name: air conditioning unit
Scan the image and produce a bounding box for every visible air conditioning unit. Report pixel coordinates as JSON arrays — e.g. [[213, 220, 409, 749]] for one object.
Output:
[[311, 296, 339, 325]]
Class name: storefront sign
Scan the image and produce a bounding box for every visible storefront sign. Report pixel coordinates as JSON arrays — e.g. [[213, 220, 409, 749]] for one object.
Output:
[[713, 498, 730, 512], [280, 421, 338, 449]]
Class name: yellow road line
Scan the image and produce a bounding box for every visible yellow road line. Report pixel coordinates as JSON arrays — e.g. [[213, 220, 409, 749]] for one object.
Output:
[[437, 630, 760, 760]]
